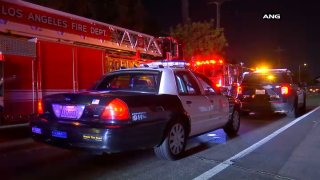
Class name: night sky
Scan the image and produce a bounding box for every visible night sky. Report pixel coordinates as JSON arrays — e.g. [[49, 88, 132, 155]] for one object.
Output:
[[144, 0, 320, 79]]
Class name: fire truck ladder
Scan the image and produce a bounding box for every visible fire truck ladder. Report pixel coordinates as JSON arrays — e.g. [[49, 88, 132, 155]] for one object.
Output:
[[108, 25, 162, 57], [0, 0, 162, 58]]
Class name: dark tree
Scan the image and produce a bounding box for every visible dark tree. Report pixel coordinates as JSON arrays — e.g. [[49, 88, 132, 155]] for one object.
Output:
[[170, 20, 227, 60]]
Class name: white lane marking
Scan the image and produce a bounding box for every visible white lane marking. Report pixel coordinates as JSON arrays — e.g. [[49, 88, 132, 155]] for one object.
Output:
[[0, 123, 29, 130], [194, 106, 320, 180]]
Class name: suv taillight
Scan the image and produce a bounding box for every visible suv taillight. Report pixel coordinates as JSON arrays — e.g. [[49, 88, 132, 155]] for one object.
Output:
[[237, 86, 242, 95], [281, 86, 289, 95], [38, 99, 44, 114], [101, 98, 130, 120]]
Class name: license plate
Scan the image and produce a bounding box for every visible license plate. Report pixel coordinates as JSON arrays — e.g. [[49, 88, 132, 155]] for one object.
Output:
[[255, 89, 265, 94], [32, 127, 42, 134], [61, 105, 77, 119], [52, 130, 67, 139]]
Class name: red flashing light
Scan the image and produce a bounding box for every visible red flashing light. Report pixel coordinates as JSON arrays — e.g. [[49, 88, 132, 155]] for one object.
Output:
[[195, 59, 220, 66], [0, 52, 4, 61], [101, 98, 130, 120], [38, 99, 44, 114]]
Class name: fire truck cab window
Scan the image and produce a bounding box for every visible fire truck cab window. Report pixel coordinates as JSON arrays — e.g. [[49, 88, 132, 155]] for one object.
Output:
[[202, 66, 222, 77]]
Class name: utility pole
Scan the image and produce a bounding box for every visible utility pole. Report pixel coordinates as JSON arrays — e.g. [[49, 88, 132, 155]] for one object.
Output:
[[214, 1, 221, 28], [181, 0, 189, 24], [208, 0, 230, 29], [299, 63, 307, 83], [274, 46, 285, 68]]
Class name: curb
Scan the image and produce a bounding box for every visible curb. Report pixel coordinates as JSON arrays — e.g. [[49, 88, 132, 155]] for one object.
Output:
[[0, 123, 29, 130]]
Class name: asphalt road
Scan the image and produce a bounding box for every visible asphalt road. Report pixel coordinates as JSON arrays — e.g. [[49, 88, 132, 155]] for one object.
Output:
[[0, 94, 319, 180]]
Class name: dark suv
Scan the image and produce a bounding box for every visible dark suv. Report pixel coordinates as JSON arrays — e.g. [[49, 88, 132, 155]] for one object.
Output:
[[238, 69, 306, 117]]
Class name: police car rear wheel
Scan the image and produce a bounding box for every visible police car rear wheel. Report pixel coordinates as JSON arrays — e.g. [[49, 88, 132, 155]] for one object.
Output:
[[300, 96, 306, 115], [287, 98, 298, 118], [154, 121, 186, 160], [224, 109, 240, 136]]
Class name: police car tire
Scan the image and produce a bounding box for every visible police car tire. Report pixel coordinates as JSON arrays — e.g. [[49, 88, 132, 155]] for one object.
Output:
[[154, 121, 186, 160], [224, 109, 240, 137], [300, 96, 306, 115], [287, 98, 298, 118]]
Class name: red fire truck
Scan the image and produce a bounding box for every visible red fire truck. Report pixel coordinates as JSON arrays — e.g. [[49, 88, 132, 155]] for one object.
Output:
[[0, 0, 166, 125], [190, 56, 243, 97]]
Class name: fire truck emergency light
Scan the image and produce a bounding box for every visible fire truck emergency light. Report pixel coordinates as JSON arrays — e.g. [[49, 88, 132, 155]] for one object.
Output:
[[195, 59, 223, 66]]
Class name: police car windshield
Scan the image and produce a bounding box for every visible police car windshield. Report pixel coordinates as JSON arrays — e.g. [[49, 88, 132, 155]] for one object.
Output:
[[242, 72, 292, 84], [94, 71, 161, 93]]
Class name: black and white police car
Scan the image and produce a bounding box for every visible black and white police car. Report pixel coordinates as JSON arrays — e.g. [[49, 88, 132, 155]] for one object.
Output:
[[238, 68, 306, 117], [31, 61, 240, 160]]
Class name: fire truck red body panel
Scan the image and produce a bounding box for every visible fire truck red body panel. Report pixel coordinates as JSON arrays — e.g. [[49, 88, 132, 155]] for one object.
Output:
[[39, 41, 75, 95], [0, 39, 106, 125], [76, 46, 105, 90], [38, 41, 105, 96], [3, 54, 34, 123]]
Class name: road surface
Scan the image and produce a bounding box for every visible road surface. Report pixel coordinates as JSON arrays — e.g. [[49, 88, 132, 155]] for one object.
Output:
[[0, 94, 319, 180]]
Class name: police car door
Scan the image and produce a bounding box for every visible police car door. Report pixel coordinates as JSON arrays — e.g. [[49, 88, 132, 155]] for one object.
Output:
[[195, 74, 229, 128], [175, 70, 213, 136]]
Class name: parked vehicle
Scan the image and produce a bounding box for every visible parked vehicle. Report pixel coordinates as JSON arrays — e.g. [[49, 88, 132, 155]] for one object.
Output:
[[31, 63, 241, 160], [238, 68, 306, 117]]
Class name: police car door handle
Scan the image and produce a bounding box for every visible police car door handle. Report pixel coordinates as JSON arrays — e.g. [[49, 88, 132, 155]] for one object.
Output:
[[186, 100, 192, 104]]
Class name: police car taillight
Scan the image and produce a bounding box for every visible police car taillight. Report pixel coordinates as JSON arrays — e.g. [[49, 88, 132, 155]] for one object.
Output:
[[38, 99, 44, 114], [101, 98, 130, 121]]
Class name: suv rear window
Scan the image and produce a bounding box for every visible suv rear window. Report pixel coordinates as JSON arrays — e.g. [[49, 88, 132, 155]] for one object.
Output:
[[242, 72, 292, 84]]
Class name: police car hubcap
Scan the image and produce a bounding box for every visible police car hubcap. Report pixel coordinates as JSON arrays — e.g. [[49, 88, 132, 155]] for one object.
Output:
[[169, 123, 185, 155]]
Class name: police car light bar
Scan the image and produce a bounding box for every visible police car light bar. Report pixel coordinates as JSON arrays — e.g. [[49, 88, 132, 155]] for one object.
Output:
[[140, 60, 189, 68]]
